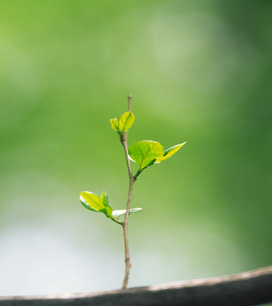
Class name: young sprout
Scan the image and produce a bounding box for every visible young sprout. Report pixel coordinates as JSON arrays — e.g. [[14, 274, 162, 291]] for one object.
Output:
[[80, 95, 186, 289]]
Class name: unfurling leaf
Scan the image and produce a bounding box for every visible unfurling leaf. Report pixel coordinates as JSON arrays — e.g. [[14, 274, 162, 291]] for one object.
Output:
[[112, 208, 143, 219], [80, 191, 121, 224], [110, 118, 119, 131], [110, 112, 135, 136], [129, 140, 186, 173]]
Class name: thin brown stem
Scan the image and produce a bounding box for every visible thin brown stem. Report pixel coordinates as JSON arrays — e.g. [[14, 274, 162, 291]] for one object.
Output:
[[121, 95, 135, 289], [128, 95, 132, 112], [121, 172, 135, 289]]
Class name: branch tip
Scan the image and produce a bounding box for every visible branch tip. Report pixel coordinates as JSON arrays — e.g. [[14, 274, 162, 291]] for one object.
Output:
[[128, 95, 132, 112]]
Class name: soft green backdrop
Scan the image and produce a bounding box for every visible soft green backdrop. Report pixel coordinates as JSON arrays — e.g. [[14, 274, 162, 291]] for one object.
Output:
[[0, 0, 271, 297]]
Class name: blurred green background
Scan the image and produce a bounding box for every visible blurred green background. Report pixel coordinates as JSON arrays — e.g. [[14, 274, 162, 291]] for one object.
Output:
[[0, 0, 271, 297]]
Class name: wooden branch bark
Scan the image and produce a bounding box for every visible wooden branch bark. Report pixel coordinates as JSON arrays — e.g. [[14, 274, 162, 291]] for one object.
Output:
[[1, 266, 271, 306]]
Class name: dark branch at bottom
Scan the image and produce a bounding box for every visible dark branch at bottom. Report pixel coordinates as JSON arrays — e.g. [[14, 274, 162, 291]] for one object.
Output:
[[1, 266, 271, 306]]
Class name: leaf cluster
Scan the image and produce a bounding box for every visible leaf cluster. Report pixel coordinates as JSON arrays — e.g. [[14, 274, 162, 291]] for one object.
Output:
[[80, 191, 142, 224], [110, 112, 135, 141], [129, 140, 186, 177]]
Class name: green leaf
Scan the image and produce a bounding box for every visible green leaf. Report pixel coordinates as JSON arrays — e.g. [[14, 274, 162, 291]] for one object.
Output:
[[80, 191, 104, 212], [110, 118, 119, 132], [112, 208, 142, 219], [80, 191, 121, 224], [156, 142, 186, 163], [118, 112, 135, 133], [100, 191, 108, 205], [128, 140, 165, 171]]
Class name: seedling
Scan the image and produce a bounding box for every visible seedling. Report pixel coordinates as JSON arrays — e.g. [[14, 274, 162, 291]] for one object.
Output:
[[80, 96, 186, 289]]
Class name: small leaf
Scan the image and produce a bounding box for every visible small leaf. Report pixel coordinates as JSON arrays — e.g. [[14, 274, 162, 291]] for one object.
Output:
[[110, 118, 119, 132], [100, 191, 108, 205], [112, 208, 143, 219], [156, 142, 186, 163], [118, 112, 135, 133], [80, 191, 105, 212], [80, 191, 121, 224], [128, 140, 164, 171]]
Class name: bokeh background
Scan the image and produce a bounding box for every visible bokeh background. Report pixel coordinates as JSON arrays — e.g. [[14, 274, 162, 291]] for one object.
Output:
[[0, 0, 271, 298]]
